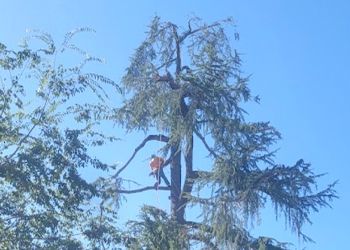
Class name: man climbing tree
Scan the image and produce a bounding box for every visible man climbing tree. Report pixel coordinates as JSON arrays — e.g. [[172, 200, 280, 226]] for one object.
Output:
[[106, 16, 337, 249], [149, 154, 171, 188]]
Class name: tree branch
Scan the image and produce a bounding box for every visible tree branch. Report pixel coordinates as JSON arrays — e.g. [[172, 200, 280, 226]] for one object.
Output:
[[179, 21, 223, 43], [189, 233, 218, 250], [155, 58, 176, 71], [172, 26, 181, 75], [185, 220, 213, 233], [178, 134, 194, 220], [185, 220, 218, 249], [113, 134, 169, 178], [194, 129, 219, 158], [116, 185, 170, 194], [155, 71, 180, 90]]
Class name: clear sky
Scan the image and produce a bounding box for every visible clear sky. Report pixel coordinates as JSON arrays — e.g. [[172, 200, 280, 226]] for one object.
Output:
[[1, 1, 349, 249]]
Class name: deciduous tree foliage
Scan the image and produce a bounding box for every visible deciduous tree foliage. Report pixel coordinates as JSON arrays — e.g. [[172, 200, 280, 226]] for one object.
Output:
[[0, 29, 122, 249], [108, 17, 337, 249]]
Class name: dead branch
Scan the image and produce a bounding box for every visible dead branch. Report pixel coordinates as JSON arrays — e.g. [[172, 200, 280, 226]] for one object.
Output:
[[179, 21, 223, 43], [113, 134, 169, 178], [193, 129, 219, 158], [155, 71, 180, 90], [155, 58, 176, 71], [115, 185, 170, 194]]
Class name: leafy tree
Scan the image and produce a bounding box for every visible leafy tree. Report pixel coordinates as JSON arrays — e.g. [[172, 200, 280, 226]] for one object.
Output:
[[0, 29, 122, 249], [107, 17, 337, 249], [0, 17, 337, 250]]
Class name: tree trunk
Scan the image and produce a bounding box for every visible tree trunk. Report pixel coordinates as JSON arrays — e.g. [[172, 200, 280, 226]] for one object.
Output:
[[178, 134, 194, 222], [170, 142, 182, 223]]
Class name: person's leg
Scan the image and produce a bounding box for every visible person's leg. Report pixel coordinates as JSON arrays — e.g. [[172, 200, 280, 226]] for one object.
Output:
[[156, 169, 161, 184], [153, 169, 161, 188], [159, 168, 171, 187]]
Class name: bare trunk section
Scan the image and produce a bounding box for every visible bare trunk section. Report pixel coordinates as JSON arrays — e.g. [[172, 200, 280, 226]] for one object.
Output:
[[170, 142, 182, 222], [170, 25, 190, 223], [178, 134, 194, 222], [169, 133, 195, 224]]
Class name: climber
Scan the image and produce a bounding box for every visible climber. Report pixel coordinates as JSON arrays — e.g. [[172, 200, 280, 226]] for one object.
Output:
[[149, 154, 171, 188]]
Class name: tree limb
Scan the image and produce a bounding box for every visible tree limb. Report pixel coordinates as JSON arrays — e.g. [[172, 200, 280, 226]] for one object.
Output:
[[172, 26, 182, 75], [155, 58, 176, 71], [113, 134, 169, 178], [185, 220, 214, 233], [179, 21, 223, 43], [194, 129, 219, 158], [189, 233, 218, 250], [178, 134, 194, 220], [186, 220, 218, 248], [115, 185, 170, 194], [155, 71, 180, 90]]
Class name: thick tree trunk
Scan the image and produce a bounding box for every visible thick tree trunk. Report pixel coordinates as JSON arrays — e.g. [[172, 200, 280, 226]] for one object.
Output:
[[170, 27, 188, 223], [169, 134, 194, 224], [170, 142, 183, 223], [178, 134, 194, 222]]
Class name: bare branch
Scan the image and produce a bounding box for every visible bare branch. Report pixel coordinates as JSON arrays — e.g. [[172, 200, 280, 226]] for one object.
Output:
[[155, 71, 180, 90], [6, 122, 37, 160], [113, 134, 169, 178], [185, 220, 213, 232], [194, 129, 219, 158], [179, 21, 223, 43], [193, 170, 211, 178], [116, 185, 170, 194], [155, 58, 176, 71], [5, 83, 53, 162], [178, 135, 194, 219], [172, 26, 182, 75], [185, 219, 218, 249], [189, 234, 218, 250]]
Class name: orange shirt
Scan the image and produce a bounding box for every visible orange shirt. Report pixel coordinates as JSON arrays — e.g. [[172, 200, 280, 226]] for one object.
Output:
[[149, 156, 164, 171]]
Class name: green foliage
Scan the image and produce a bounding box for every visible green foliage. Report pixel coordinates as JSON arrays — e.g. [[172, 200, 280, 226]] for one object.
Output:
[[0, 17, 337, 250], [0, 30, 121, 248], [125, 206, 189, 250], [111, 16, 337, 249]]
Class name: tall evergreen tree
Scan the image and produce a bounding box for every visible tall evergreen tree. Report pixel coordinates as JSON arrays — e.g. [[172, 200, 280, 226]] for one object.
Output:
[[109, 17, 337, 249]]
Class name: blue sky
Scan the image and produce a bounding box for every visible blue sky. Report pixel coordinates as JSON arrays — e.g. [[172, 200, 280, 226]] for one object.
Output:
[[1, 1, 349, 249]]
